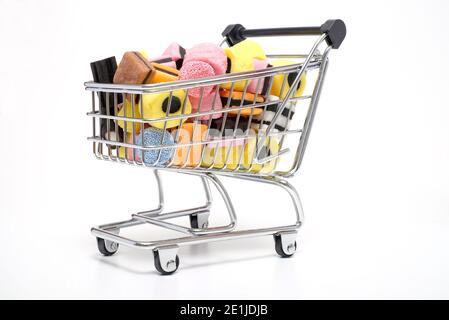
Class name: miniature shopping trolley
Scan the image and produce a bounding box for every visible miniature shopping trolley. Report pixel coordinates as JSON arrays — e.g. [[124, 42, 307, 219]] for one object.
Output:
[[85, 20, 346, 274]]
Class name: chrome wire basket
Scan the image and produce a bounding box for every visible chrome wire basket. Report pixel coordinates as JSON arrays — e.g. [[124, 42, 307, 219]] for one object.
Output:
[[85, 20, 346, 274]]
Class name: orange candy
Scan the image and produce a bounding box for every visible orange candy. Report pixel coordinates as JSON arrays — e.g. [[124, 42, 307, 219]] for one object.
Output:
[[148, 62, 180, 84], [172, 123, 208, 167], [220, 89, 264, 117]]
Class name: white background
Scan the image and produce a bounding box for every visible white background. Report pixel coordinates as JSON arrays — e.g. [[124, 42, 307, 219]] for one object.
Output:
[[1, 0, 448, 299]]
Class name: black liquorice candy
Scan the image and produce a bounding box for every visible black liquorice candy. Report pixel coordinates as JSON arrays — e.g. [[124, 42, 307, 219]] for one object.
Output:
[[209, 117, 253, 138], [90, 57, 124, 148]]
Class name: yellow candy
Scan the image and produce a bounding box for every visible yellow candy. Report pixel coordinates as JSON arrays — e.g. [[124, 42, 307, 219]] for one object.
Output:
[[116, 90, 192, 131], [221, 39, 267, 91], [118, 133, 135, 160], [201, 142, 244, 170], [141, 90, 192, 129], [116, 100, 142, 134], [118, 145, 137, 160], [242, 137, 280, 174], [225, 39, 266, 70], [201, 134, 280, 173], [140, 50, 149, 59], [270, 59, 307, 99], [118, 146, 125, 159]]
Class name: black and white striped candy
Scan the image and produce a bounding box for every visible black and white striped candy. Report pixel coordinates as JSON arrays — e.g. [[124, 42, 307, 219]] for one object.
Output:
[[251, 95, 296, 132]]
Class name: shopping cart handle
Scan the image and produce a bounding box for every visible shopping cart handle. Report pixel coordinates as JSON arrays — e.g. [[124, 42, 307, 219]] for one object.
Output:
[[222, 19, 346, 49]]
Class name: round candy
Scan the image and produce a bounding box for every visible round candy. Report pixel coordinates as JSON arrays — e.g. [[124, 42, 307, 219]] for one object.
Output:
[[270, 59, 307, 99], [180, 61, 215, 97], [188, 89, 223, 121], [224, 39, 266, 70], [180, 43, 227, 97], [221, 39, 267, 91], [134, 128, 175, 166], [247, 59, 270, 94], [201, 140, 244, 170], [183, 43, 227, 75], [242, 137, 280, 174], [141, 90, 192, 129]]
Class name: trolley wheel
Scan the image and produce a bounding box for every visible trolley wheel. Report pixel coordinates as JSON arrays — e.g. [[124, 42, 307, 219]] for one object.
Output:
[[189, 211, 210, 229], [153, 250, 180, 275], [96, 237, 119, 256], [274, 233, 297, 258]]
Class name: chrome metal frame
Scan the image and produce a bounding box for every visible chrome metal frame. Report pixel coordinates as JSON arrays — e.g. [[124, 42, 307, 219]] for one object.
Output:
[[85, 32, 335, 273]]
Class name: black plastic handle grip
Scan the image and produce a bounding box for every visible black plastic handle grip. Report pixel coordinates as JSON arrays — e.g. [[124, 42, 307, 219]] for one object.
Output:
[[222, 19, 346, 49]]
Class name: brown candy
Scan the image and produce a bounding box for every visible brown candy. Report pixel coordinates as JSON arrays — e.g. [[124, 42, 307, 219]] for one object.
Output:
[[113, 51, 155, 84]]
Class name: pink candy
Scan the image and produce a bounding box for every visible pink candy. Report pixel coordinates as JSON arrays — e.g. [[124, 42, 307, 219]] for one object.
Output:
[[162, 42, 186, 61], [188, 89, 223, 121], [180, 43, 227, 120], [180, 61, 215, 97], [150, 43, 186, 69], [248, 59, 269, 94], [182, 43, 227, 75]]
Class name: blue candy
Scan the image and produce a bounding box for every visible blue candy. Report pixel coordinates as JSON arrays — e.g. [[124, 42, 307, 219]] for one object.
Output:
[[135, 128, 175, 166]]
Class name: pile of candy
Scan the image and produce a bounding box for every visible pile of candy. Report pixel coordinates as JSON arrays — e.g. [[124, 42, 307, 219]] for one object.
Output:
[[90, 39, 307, 173]]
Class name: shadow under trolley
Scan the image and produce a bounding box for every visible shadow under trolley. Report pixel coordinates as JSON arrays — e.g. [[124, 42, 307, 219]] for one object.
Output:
[[85, 20, 346, 274]]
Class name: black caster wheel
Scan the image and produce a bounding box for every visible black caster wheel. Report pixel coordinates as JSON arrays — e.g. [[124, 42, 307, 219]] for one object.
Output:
[[154, 250, 180, 275], [96, 237, 119, 256], [274, 234, 297, 258], [189, 212, 209, 229]]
